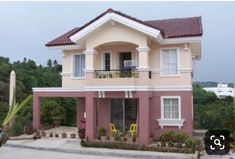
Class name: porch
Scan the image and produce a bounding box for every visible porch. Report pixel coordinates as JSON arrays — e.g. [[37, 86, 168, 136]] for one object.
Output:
[[32, 88, 152, 145]]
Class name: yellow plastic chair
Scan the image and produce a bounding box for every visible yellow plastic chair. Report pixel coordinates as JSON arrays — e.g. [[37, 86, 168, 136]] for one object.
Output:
[[128, 124, 137, 138], [109, 123, 119, 136]]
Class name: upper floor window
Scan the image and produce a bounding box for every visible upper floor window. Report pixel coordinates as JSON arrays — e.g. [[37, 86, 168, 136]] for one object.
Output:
[[160, 48, 179, 75], [161, 97, 181, 119], [74, 54, 85, 77]]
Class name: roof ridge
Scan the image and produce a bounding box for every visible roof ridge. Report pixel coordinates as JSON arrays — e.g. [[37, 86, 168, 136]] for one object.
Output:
[[145, 16, 202, 22], [68, 8, 165, 38]]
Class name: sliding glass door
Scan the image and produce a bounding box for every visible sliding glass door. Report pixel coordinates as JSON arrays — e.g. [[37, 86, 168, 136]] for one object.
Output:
[[110, 99, 137, 132], [110, 99, 124, 132]]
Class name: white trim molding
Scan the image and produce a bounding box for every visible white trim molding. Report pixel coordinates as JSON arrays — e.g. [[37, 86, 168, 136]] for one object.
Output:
[[157, 96, 185, 129], [60, 72, 72, 77], [32, 85, 192, 93], [136, 47, 151, 53], [157, 119, 185, 129], [83, 49, 97, 55], [70, 12, 161, 43]]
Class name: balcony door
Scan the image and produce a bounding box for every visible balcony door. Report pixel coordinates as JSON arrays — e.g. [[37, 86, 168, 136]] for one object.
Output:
[[103, 52, 111, 71], [119, 52, 131, 69]]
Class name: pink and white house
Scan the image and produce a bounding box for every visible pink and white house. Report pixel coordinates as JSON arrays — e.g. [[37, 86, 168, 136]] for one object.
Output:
[[32, 9, 202, 145]]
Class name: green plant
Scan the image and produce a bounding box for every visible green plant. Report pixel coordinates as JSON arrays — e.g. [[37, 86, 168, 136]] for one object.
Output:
[[8, 121, 24, 136], [98, 128, 106, 137], [175, 133, 188, 143], [114, 134, 121, 141], [159, 131, 176, 143], [185, 138, 195, 148], [2, 94, 32, 130], [80, 141, 194, 154]]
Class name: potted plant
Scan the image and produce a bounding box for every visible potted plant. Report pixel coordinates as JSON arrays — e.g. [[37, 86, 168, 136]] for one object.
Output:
[[53, 120, 61, 127], [70, 133, 76, 139], [78, 128, 85, 139], [132, 136, 136, 142], [41, 131, 46, 137], [62, 132, 67, 138], [98, 128, 106, 141], [49, 132, 53, 137], [106, 136, 110, 141], [24, 125, 34, 135]]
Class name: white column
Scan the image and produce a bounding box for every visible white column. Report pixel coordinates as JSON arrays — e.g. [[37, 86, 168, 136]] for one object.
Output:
[[137, 47, 150, 71], [9, 70, 16, 107], [83, 49, 96, 72]]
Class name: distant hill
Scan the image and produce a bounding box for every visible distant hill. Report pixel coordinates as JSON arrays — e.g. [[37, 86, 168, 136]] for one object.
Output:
[[193, 81, 234, 88]]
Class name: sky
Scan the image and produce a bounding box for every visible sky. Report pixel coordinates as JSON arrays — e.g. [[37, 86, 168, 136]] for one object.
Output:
[[0, 1, 235, 82]]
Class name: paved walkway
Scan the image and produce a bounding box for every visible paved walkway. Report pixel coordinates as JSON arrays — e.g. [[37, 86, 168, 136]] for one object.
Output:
[[2, 127, 235, 159], [4, 138, 193, 159]]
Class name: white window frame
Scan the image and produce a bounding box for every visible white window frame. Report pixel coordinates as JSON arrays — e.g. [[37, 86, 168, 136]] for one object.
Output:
[[71, 53, 86, 79], [101, 51, 112, 70], [157, 96, 185, 129], [160, 96, 181, 119], [160, 47, 180, 77]]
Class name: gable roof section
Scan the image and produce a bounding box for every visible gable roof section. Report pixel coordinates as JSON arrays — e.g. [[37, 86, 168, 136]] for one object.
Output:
[[145, 17, 202, 39], [46, 9, 202, 47]]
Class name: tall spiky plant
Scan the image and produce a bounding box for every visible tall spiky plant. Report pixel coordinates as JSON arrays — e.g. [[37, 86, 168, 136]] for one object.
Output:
[[1, 89, 32, 130]]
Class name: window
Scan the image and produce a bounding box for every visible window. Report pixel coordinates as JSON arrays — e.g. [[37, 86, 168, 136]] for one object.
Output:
[[103, 53, 111, 70], [74, 54, 85, 77], [161, 49, 178, 75], [162, 97, 180, 119]]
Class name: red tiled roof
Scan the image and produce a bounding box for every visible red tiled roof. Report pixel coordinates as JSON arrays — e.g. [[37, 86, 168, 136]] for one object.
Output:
[[145, 17, 203, 38], [46, 8, 202, 47]]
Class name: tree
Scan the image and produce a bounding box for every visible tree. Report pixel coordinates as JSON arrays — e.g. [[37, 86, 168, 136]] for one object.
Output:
[[193, 85, 234, 133], [53, 60, 58, 67], [47, 59, 52, 68]]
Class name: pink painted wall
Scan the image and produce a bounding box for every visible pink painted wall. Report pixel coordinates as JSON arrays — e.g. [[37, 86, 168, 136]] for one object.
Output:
[[150, 91, 193, 138], [97, 99, 110, 131], [33, 90, 193, 144]]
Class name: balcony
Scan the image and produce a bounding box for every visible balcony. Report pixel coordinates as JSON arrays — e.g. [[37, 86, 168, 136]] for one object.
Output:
[[94, 69, 139, 79]]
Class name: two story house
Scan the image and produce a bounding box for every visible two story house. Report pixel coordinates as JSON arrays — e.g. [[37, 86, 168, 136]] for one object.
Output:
[[32, 9, 202, 145]]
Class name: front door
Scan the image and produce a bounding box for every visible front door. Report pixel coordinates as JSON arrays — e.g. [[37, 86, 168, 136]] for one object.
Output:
[[110, 99, 137, 132]]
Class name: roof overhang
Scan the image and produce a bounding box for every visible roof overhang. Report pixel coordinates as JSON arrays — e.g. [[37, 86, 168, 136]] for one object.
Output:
[[47, 44, 83, 50], [70, 12, 161, 43], [160, 36, 201, 45]]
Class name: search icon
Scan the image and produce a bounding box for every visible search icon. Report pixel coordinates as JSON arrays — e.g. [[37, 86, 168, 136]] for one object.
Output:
[[214, 139, 221, 147]]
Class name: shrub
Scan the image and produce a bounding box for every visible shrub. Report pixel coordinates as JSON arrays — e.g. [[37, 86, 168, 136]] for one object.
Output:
[[159, 131, 195, 149], [80, 141, 194, 154], [185, 138, 195, 148], [159, 131, 176, 142], [9, 121, 24, 136], [175, 133, 188, 143]]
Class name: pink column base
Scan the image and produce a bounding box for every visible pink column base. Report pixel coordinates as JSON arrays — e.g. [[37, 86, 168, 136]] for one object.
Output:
[[85, 92, 96, 141], [137, 92, 150, 145]]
